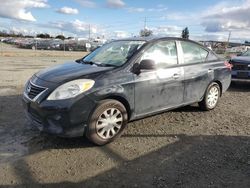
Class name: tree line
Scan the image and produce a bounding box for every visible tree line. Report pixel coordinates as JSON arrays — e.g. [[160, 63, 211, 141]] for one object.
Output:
[[0, 32, 71, 40]]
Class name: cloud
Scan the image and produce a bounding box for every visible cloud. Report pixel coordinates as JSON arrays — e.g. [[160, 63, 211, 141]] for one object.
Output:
[[163, 12, 191, 21], [127, 5, 168, 13], [48, 19, 98, 36], [0, 0, 48, 21], [8, 27, 40, 36], [106, 0, 125, 8], [156, 1, 250, 42], [150, 25, 182, 37], [56, 7, 79, 15], [191, 33, 229, 42], [113, 30, 129, 38], [201, 0, 250, 32], [127, 7, 145, 13], [74, 0, 96, 8], [147, 7, 168, 12]]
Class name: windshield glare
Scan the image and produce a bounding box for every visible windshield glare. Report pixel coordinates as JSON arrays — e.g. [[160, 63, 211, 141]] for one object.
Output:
[[242, 50, 250, 56], [83, 40, 145, 66]]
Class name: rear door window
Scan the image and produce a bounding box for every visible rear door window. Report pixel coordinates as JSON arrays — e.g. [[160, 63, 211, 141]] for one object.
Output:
[[180, 41, 208, 64]]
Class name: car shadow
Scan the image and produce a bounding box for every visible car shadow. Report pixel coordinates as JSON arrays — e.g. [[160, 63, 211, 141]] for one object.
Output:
[[1, 134, 250, 188], [172, 104, 201, 112]]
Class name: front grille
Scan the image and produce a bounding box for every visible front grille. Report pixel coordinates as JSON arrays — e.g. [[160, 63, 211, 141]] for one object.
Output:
[[232, 62, 250, 71], [26, 81, 47, 100]]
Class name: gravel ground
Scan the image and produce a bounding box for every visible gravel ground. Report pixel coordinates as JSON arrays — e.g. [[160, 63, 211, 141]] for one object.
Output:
[[0, 43, 249, 188]]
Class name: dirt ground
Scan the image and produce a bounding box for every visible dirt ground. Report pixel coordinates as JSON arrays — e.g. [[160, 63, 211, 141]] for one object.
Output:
[[0, 43, 249, 188]]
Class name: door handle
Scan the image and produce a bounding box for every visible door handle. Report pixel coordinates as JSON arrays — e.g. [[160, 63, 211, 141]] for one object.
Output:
[[172, 73, 180, 79]]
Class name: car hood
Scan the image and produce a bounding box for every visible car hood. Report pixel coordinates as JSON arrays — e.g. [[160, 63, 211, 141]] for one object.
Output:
[[35, 61, 113, 83], [231, 56, 250, 63]]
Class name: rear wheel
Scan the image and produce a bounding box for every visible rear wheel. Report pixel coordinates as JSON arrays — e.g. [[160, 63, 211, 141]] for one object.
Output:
[[86, 99, 128, 145], [199, 82, 220, 111]]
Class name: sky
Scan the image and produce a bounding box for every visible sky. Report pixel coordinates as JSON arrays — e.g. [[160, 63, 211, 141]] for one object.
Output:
[[0, 0, 250, 42]]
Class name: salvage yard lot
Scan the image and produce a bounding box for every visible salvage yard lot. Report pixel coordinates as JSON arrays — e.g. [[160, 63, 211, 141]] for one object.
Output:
[[0, 43, 250, 187]]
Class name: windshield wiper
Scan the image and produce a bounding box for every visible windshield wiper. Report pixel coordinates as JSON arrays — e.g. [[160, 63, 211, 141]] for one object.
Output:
[[80, 59, 118, 67], [82, 60, 100, 66], [100, 63, 118, 67]]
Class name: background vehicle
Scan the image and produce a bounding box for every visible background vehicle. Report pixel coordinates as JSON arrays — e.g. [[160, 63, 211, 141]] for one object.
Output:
[[230, 50, 250, 80], [23, 37, 231, 145], [59, 41, 83, 51]]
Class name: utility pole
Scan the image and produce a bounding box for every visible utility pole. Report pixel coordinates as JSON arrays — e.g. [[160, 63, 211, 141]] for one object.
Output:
[[227, 31, 231, 43], [88, 24, 91, 40], [226, 31, 231, 51], [144, 17, 147, 30]]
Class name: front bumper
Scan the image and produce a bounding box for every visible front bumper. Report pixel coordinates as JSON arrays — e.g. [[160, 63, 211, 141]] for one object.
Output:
[[22, 93, 97, 137]]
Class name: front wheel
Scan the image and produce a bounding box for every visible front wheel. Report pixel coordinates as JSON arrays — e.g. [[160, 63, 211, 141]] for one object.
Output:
[[86, 99, 128, 145], [199, 82, 221, 111]]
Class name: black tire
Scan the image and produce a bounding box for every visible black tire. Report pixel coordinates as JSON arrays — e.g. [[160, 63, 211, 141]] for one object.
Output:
[[86, 99, 128, 145], [199, 82, 221, 111]]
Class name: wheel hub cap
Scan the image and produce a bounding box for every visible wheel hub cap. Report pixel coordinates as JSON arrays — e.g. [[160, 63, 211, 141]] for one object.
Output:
[[96, 108, 123, 139], [207, 86, 219, 108]]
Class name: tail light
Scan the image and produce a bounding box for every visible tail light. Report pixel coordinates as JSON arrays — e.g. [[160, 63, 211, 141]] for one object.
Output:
[[224, 61, 232, 70]]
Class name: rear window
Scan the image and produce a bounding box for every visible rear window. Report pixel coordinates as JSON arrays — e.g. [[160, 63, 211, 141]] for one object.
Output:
[[181, 41, 209, 64]]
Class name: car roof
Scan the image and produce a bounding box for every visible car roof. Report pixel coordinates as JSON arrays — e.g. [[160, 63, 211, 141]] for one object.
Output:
[[115, 36, 206, 48], [116, 36, 193, 42], [116, 36, 209, 50]]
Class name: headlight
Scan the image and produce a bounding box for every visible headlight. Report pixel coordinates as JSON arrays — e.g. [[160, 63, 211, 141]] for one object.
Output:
[[47, 79, 95, 100]]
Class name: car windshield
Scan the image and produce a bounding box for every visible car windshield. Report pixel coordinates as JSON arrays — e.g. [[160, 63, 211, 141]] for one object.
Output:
[[242, 50, 250, 56], [83, 40, 145, 67]]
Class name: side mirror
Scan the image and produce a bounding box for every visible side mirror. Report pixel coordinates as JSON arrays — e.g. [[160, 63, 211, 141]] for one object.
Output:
[[132, 59, 156, 75], [139, 59, 156, 70], [237, 53, 242, 56]]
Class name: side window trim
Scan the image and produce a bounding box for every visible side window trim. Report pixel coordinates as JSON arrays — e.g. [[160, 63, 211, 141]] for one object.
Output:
[[199, 47, 209, 62], [176, 40, 184, 65]]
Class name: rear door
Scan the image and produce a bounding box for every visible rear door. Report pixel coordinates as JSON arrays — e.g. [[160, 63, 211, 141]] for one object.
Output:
[[177, 40, 214, 103], [134, 40, 184, 116]]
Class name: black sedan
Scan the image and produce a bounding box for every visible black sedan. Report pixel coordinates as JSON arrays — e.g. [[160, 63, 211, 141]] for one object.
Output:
[[230, 50, 250, 80], [23, 37, 232, 145]]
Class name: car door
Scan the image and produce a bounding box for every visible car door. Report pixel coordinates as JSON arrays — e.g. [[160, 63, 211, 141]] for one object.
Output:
[[177, 40, 213, 103], [134, 40, 184, 116]]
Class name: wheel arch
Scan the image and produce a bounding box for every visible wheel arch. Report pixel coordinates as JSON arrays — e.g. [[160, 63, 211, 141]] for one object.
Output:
[[213, 80, 223, 96], [102, 95, 132, 120], [200, 80, 223, 101]]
